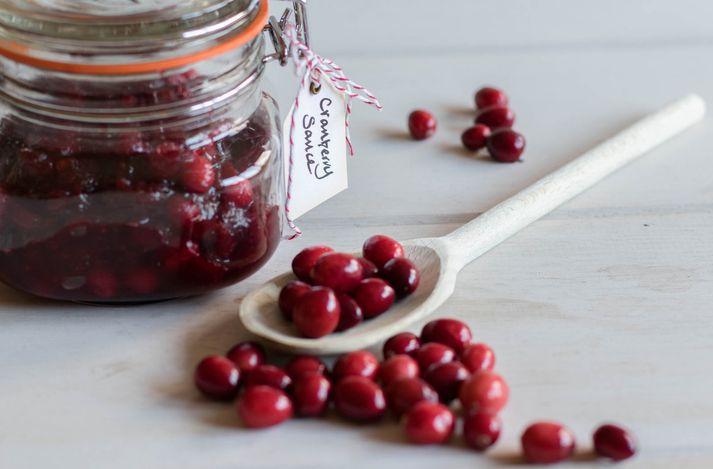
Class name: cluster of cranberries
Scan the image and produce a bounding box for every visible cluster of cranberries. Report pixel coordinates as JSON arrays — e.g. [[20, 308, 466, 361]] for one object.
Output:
[[407, 86, 526, 163], [193, 319, 508, 449], [194, 319, 637, 464], [278, 235, 420, 338], [0, 72, 280, 302]]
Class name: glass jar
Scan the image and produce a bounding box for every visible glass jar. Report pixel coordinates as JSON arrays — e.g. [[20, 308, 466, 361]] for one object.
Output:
[[0, 0, 291, 303]]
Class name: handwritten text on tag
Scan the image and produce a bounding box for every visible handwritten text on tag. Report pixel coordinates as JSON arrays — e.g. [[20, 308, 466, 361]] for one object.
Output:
[[283, 80, 348, 220]]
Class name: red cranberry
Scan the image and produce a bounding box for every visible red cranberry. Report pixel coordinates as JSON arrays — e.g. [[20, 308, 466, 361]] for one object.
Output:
[[292, 287, 341, 338], [86, 269, 119, 299], [461, 124, 492, 151], [222, 178, 254, 208], [379, 354, 420, 388], [149, 142, 182, 179], [124, 267, 159, 295], [333, 376, 386, 422], [423, 361, 470, 404], [403, 401, 454, 445], [414, 342, 455, 372], [352, 278, 395, 319], [336, 293, 364, 332], [385, 377, 439, 417], [408, 110, 437, 141], [291, 245, 334, 282], [278, 280, 312, 321], [179, 154, 215, 193], [357, 257, 378, 278], [362, 235, 405, 269], [226, 341, 266, 372], [464, 412, 502, 451], [593, 424, 637, 461], [245, 364, 291, 391], [475, 87, 509, 109], [487, 128, 526, 163], [383, 332, 421, 359], [292, 372, 331, 417], [194, 355, 240, 400], [333, 350, 380, 382], [459, 371, 509, 414], [421, 318, 472, 354], [461, 343, 495, 373], [311, 253, 364, 293], [521, 421, 576, 464], [286, 355, 328, 380], [237, 385, 293, 428], [475, 106, 515, 129], [380, 257, 420, 297]]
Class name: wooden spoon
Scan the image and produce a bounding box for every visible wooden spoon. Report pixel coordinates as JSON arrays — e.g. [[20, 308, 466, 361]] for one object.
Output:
[[239, 94, 705, 355]]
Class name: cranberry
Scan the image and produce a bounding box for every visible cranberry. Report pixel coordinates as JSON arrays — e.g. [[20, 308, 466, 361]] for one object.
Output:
[[149, 142, 182, 179], [222, 178, 254, 208], [403, 401, 454, 445], [461, 343, 495, 373], [286, 355, 328, 380], [487, 129, 526, 163], [414, 342, 455, 372], [385, 377, 439, 417], [407, 110, 437, 141], [352, 278, 395, 319], [593, 424, 637, 461], [179, 154, 215, 193], [475, 106, 515, 129], [362, 235, 405, 269], [311, 253, 364, 293], [194, 355, 240, 400], [423, 361, 470, 404], [291, 245, 334, 282], [226, 341, 266, 372], [333, 350, 380, 382], [459, 371, 509, 414], [421, 318, 472, 354], [475, 87, 509, 109], [333, 376, 386, 422], [380, 257, 420, 297], [278, 280, 312, 321], [461, 124, 492, 151], [291, 287, 341, 338], [292, 372, 331, 417], [237, 385, 293, 428], [357, 257, 378, 278], [379, 354, 420, 388], [383, 332, 421, 359], [521, 421, 576, 464], [86, 269, 119, 299], [336, 293, 364, 332], [463, 412, 502, 451], [245, 364, 291, 391]]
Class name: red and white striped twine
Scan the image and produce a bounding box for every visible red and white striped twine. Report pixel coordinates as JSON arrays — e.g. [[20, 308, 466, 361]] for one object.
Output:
[[282, 23, 382, 239]]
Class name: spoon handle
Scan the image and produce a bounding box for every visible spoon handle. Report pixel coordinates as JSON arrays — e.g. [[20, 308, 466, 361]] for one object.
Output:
[[442, 94, 706, 271]]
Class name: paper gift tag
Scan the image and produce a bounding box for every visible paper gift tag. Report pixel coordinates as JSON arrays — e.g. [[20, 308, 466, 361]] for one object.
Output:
[[283, 79, 348, 220]]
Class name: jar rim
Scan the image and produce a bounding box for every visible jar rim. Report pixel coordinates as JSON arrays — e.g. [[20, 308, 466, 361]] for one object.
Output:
[[0, 0, 268, 75]]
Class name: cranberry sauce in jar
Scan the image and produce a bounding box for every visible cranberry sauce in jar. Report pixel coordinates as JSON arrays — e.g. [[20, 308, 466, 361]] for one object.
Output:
[[0, 0, 284, 302]]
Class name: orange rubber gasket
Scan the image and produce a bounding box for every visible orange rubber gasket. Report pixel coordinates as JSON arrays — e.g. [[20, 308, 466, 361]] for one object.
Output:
[[0, 0, 268, 75]]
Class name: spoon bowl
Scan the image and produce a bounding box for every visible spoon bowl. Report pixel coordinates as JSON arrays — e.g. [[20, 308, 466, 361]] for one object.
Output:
[[239, 239, 455, 354], [239, 95, 705, 355]]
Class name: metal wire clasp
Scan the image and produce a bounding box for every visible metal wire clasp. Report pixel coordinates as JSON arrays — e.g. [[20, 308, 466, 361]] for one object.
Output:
[[263, 0, 310, 66]]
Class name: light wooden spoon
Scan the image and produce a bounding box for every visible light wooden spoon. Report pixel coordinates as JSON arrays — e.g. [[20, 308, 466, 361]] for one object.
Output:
[[239, 94, 705, 355]]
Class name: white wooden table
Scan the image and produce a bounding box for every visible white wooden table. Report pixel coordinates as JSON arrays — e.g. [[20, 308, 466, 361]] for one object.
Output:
[[2, 1, 713, 467]]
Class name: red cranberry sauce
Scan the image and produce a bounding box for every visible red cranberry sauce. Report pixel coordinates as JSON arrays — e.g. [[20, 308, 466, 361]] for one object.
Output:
[[0, 91, 281, 302]]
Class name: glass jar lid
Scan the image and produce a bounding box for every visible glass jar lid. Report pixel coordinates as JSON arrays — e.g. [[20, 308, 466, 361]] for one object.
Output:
[[0, 0, 268, 74]]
